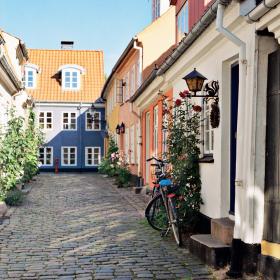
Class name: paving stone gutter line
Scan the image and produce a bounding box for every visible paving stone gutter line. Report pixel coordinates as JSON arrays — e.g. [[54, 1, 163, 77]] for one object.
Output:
[[102, 175, 149, 218]]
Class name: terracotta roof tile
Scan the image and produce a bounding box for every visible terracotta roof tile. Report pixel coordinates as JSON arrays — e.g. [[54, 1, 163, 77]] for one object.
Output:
[[26, 49, 104, 103]]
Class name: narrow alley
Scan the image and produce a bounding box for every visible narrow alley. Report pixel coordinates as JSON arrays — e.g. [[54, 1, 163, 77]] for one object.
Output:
[[0, 174, 211, 280]]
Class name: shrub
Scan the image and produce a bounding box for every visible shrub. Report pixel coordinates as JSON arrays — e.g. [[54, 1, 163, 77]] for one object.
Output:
[[5, 189, 24, 206], [116, 166, 131, 187]]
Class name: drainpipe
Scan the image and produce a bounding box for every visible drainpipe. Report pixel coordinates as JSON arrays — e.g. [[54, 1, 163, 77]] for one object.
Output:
[[216, 3, 247, 277], [133, 38, 143, 88], [133, 39, 143, 181]]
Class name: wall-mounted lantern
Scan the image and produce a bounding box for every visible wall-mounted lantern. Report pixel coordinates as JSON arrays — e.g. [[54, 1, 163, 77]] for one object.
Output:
[[183, 68, 220, 128], [182, 68, 219, 99], [120, 122, 125, 134], [116, 125, 120, 135]]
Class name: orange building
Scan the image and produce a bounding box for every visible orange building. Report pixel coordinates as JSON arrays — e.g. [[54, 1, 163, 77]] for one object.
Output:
[[101, 7, 176, 184]]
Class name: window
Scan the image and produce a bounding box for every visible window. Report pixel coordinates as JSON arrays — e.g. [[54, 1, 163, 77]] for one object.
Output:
[[124, 73, 129, 102], [85, 147, 101, 166], [39, 112, 52, 130], [85, 111, 101, 131], [62, 69, 80, 90], [203, 101, 214, 154], [130, 126, 135, 164], [62, 112, 77, 130], [177, 1, 189, 41], [39, 147, 53, 166], [24, 65, 39, 89], [130, 65, 135, 97], [136, 122, 140, 164], [153, 106, 159, 156], [61, 147, 77, 166], [153, 0, 161, 20], [162, 100, 168, 158]]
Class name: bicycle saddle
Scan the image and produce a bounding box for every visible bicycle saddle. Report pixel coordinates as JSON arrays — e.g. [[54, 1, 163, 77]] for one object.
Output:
[[159, 179, 172, 186]]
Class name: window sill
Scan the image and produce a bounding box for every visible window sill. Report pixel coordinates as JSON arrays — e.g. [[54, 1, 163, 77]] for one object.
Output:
[[198, 154, 214, 163]]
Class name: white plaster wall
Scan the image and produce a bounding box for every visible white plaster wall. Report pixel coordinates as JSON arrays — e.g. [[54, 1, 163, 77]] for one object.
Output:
[[162, 4, 256, 219], [2, 32, 23, 80]]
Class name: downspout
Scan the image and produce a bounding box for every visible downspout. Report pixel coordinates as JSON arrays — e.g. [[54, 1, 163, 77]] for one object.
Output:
[[216, 3, 247, 277], [133, 39, 143, 180]]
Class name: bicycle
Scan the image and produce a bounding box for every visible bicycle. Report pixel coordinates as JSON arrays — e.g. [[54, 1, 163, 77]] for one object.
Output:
[[145, 157, 182, 247]]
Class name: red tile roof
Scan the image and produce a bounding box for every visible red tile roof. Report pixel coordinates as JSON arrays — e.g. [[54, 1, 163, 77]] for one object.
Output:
[[26, 49, 104, 102]]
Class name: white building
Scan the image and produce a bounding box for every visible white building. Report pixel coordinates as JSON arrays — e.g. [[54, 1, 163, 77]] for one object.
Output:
[[0, 30, 31, 133], [132, 0, 280, 277]]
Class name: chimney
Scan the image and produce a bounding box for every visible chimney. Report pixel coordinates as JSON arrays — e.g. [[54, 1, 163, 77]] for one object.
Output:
[[61, 41, 74, 50]]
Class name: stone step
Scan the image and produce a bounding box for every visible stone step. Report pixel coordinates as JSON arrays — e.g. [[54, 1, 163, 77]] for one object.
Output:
[[189, 234, 231, 268], [211, 217, 234, 245]]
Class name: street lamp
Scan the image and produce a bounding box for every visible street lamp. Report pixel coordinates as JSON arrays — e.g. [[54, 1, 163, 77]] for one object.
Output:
[[116, 125, 121, 135], [120, 122, 125, 134]]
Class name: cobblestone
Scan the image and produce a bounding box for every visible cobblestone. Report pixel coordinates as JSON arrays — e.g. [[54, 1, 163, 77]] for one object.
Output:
[[0, 173, 212, 279]]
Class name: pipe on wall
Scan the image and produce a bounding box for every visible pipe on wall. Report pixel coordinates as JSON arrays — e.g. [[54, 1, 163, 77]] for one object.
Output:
[[216, 3, 247, 240]]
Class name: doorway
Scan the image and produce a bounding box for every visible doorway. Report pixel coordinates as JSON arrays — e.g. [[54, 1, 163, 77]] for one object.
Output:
[[145, 112, 150, 185], [230, 63, 239, 214]]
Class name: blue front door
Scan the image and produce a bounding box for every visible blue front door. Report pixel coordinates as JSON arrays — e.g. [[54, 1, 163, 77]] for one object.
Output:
[[230, 63, 239, 214]]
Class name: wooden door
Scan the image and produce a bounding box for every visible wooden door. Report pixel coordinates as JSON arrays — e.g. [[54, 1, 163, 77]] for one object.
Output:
[[264, 49, 280, 243]]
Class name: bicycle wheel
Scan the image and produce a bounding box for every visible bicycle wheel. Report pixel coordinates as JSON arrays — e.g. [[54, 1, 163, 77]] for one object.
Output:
[[168, 197, 182, 246], [145, 194, 168, 231]]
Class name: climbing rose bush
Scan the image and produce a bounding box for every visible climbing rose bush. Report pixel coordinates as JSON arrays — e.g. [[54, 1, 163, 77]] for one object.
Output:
[[164, 93, 203, 230]]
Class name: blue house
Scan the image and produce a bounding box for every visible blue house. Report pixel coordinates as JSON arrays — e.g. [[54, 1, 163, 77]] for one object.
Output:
[[25, 41, 105, 171]]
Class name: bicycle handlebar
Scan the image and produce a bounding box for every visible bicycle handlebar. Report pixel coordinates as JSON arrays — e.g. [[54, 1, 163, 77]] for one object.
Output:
[[147, 156, 165, 163]]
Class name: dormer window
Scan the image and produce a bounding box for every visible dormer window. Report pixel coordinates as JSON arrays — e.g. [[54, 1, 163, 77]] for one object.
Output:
[[63, 69, 79, 89], [24, 64, 40, 89], [58, 64, 85, 91]]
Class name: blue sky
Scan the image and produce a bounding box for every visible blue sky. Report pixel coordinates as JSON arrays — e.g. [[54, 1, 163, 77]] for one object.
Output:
[[0, 0, 151, 75]]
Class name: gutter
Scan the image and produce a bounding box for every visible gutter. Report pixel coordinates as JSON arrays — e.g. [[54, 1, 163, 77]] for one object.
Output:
[[246, 0, 280, 23], [100, 38, 136, 98]]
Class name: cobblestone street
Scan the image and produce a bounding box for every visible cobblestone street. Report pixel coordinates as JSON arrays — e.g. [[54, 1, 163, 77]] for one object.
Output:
[[0, 174, 212, 280]]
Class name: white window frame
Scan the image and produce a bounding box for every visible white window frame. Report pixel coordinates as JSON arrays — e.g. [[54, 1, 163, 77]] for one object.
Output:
[[203, 101, 214, 154], [130, 125, 135, 164], [38, 111, 53, 130], [62, 112, 77, 131], [61, 146, 77, 166], [24, 67, 36, 89], [153, 106, 159, 157], [85, 147, 101, 166], [62, 68, 80, 90], [85, 111, 101, 131], [39, 147, 53, 166]]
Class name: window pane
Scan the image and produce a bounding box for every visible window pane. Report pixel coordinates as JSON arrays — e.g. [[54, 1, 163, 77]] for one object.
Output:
[[72, 83, 77, 88], [70, 148, 75, 154], [65, 72, 70, 77], [72, 72, 78, 77], [47, 112, 52, 117]]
